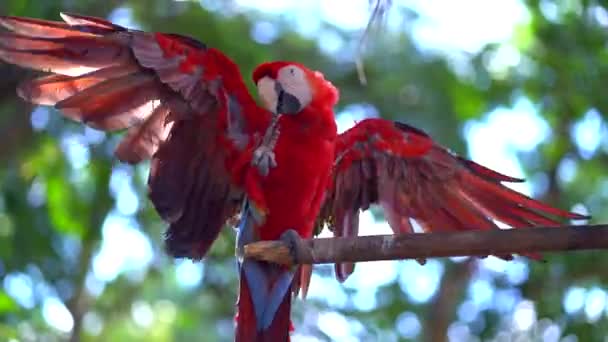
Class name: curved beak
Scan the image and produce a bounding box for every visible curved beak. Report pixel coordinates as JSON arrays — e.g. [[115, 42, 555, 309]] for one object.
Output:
[[274, 82, 301, 114]]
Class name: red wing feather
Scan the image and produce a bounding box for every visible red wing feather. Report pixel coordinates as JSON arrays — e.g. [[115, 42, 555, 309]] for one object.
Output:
[[58, 12, 126, 31], [0, 15, 99, 37], [55, 73, 161, 130], [321, 118, 588, 281], [17, 64, 140, 105], [115, 105, 171, 164], [0, 13, 270, 259]]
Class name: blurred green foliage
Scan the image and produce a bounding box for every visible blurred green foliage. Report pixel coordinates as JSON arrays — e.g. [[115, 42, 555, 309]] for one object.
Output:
[[0, 0, 607, 341]]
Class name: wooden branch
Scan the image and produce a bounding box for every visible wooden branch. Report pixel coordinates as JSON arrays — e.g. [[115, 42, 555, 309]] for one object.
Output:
[[243, 224, 608, 266]]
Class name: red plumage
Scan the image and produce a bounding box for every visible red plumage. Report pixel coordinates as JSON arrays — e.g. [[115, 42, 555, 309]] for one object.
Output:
[[320, 119, 587, 279], [0, 13, 588, 341]]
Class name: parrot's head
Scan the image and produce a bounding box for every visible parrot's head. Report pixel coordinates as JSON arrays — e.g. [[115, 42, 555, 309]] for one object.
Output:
[[253, 61, 338, 115]]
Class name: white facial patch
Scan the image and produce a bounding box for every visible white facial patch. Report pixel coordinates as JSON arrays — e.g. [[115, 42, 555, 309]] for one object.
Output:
[[256, 76, 278, 113], [276, 65, 312, 110]]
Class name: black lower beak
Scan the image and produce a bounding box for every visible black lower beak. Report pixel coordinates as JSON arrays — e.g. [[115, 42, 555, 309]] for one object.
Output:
[[276, 90, 302, 114], [274, 82, 301, 114]]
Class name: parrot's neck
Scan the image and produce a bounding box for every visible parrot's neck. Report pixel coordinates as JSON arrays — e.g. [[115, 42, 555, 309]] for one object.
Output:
[[279, 105, 337, 141]]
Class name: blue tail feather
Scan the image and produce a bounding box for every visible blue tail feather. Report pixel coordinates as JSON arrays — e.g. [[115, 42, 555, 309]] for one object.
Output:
[[242, 259, 295, 330], [236, 199, 295, 331]]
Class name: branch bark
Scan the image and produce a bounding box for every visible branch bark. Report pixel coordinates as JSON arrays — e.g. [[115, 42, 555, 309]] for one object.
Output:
[[244, 224, 608, 266]]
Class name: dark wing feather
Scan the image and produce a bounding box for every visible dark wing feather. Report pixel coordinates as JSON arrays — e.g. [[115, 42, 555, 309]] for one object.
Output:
[[320, 118, 589, 282], [0, 13, 270, 259]]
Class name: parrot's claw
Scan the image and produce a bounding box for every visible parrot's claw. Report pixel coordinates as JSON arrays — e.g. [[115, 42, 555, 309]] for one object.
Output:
[[252, 144, 277, 176], [416, 258, 427, 265], [279, 229, 309, 266]]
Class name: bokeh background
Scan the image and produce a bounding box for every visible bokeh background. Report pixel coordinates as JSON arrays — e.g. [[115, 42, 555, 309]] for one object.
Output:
[[0, 0, 607, 341]]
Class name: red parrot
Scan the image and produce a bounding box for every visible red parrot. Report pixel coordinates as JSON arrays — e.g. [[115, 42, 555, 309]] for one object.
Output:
[[0, 13, 588, 341]]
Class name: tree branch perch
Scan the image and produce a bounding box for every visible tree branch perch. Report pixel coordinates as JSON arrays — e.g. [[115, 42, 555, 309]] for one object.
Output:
[[244, 224, 608, 266]]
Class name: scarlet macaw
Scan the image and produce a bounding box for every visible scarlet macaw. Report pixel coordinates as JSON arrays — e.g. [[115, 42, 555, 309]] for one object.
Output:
[[0, 13, 587, 341]]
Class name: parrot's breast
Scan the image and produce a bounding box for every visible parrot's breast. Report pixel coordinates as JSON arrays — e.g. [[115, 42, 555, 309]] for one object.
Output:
[[256, 115, 336, 241]]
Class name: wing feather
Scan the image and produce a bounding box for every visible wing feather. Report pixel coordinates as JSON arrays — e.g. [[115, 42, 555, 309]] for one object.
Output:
[[0, 13, 270, 259], [321, 118, 588, 281]]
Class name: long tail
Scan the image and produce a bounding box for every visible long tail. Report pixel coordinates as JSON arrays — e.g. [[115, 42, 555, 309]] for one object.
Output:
[[235, 201, 294, 341], [236, 260, 294, 342]]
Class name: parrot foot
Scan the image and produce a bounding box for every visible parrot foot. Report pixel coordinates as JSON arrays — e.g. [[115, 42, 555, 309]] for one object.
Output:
[[279, 229, 311, 266], [252, 144, 277, 176]]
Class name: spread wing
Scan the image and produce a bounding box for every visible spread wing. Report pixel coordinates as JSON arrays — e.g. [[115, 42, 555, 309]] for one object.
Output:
[[0, 13, 271, 259], [319, 118, 589, 281]]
